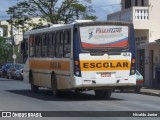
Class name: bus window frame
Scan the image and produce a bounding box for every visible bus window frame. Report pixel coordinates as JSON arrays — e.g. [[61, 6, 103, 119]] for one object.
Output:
[[63, 30, 71, 58], [41, 33, 48, 57], [55, 31, 64, 58], [29, 35, 35, 57], [35, 34, 42, 57], [48, 32, 56, 58]]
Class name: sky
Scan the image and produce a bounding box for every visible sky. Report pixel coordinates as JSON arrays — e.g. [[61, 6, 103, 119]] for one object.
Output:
[[0, 0, 121, 21]]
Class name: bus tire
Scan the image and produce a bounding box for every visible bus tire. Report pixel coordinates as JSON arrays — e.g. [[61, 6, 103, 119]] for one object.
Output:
[[51, 73, 60, 97], [94, 89, 112, 99], [120, 89, 124, 93], [30, 72, 39, 92], [135, 88, 140, 93]]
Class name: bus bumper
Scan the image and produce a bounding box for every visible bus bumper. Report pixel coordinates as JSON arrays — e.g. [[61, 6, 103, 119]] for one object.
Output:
[[73, 74, 136, 89]]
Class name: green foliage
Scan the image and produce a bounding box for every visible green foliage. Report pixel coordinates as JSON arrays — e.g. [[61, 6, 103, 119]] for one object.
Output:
[[6, 0, 97, 29], [0, 37, 13, 64]]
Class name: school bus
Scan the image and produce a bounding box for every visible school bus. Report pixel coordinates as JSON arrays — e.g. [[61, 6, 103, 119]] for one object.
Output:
[[22, 20, 136, 99]]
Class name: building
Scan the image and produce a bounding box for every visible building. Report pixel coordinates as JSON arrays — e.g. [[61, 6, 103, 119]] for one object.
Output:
[[0, 17, 48, 63], [108, 0, 160, 88], [0, 28, 3, 36], [0, 17, 48, 44]]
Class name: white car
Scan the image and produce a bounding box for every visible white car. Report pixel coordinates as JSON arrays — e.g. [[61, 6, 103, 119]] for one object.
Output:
[[117, 70, 144, 93]]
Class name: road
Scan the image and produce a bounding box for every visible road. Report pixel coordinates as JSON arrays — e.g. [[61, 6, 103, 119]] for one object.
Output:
[[0, 78, 160, 120]]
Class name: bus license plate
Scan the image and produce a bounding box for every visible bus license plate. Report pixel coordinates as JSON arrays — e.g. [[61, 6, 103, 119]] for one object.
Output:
[[101, 73, 111, 77]]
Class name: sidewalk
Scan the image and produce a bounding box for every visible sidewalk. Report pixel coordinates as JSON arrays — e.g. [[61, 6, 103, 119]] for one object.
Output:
[[140, 87, 160, 97]]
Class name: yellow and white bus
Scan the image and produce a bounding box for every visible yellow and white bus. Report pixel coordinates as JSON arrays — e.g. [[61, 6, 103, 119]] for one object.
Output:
[[22, 20, 136, 99]]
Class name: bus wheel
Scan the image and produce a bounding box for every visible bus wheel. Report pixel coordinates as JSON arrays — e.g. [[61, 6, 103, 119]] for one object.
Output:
[[135, 88, 140, 93], [30, 72, 39, 92], [94, 89, 112, 99], [51, 74, 60, 97], [120, 89, 124, 93]]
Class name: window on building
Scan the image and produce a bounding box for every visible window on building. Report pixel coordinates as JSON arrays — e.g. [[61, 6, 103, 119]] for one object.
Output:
[[135, 0, 138, 6], [142, 0, 144, 6], [125, 0, 131, 9]]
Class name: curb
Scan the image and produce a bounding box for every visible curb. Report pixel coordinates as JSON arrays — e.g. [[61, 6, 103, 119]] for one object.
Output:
[[140, 91, 160, 97]]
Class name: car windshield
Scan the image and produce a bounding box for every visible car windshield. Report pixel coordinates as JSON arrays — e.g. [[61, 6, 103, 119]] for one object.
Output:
[[14, 64, 24, 70], [6, 64, 13, 69], [136, 70, 141, 75]]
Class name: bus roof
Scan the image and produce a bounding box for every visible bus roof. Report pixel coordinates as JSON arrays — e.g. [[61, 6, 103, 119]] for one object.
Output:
[[24, 20, 132, 36]]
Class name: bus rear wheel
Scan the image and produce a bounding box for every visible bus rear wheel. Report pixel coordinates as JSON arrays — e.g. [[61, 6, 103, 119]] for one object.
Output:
[[94, 89, 112, 99], [51, 74, 60, 97], [30, 72, 39, 92]]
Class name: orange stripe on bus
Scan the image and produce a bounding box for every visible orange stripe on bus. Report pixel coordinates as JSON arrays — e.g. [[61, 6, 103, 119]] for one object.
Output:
[[29, 60, 70, 71], [80, 60, 130, 71]]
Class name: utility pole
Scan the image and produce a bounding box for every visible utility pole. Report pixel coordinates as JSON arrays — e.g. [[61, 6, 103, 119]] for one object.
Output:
[[10, 16, 16, 64]]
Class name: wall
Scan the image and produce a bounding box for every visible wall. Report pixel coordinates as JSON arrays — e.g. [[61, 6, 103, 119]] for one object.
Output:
[[0, 28, 3, 36], [148, 0, 160, 42], [143, 43, 160, 87]]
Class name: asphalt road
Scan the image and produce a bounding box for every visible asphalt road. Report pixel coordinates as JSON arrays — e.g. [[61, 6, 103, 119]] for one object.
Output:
[[0, 78, 160, 120]]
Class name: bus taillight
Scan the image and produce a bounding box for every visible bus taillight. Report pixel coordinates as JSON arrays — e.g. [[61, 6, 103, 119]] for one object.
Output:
[[74, 60, 81, 77], [130, 58, 136, 75]]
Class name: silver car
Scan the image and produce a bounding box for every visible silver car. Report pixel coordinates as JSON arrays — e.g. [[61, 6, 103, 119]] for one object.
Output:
[[118, 70, 144, 93], [6, 64, 24, 79], [14, 67, 24, 80]]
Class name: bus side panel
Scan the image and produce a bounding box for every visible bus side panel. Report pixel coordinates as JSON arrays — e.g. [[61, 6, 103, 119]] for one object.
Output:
[[29, 59, 73, 90], [23, 58, 30, 83]]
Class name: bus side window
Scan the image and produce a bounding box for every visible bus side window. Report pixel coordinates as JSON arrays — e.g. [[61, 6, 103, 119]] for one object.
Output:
[[35, 35, 41, 57], [55, 31, 63, 58], [64, 30, 71, 58], [48, 33, 55, 57], [42, 33, 48, 57], [29, 36, 35, 57]]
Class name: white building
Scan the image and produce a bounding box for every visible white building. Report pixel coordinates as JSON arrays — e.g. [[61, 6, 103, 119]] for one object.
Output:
[[0, 17, 48, 63], [0, 17, 48, 45], [0, 28, 3, 36], [108, 0, 160, 88]]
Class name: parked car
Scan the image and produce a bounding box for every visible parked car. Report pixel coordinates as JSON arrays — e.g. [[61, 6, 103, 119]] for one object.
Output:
[[135, 70, 144, 92], [6, 64, 24, 79], [1, 63, 14, 78], [0, 69, 3, 77], [118, 70, 144, 93], [14, 65, 24, 80]]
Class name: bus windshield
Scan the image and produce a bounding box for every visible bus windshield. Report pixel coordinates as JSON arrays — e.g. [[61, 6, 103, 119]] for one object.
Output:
[[79, 25, 129, 49]]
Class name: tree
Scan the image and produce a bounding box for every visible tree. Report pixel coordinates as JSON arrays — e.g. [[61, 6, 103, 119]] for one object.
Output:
[[0, 37, 13, 64], [7, 0, 97, 29]]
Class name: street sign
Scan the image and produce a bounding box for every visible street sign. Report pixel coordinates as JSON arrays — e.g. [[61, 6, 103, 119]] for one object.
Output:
[[12, 54, 16, 59]]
